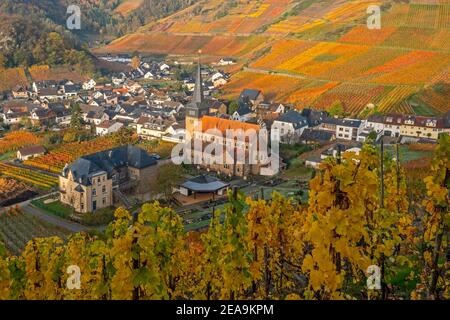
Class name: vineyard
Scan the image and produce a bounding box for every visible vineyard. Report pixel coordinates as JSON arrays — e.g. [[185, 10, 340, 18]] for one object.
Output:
[[0, 164, 58, 190], [0, 131, 42, 154], [0, 178, 30, 203], [312, 83, 389, 114], [0, 67, 28, 92], [23, 136, 119, 173], [96, 0, 450, 116], [114, 0, 144, 16], [28, 65, 87, 82], [376, 86, 419, 113], [223, 71, 311, 102], [0, 136, 447, 300], [0, 207, 70, 256]]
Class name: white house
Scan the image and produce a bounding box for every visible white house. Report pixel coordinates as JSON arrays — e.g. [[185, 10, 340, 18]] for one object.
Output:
[[0, 111, 27, 125], [144, 72, 154, 79], [159, 63, 170, 71], [112, 77, 125, 86], [335, 119, 362, 141], [17, 145, 46, 161], [271, 110, 308, 143], [136, 116, 175, 140], [232, 104, 255, 122], [218, 58, 235, 66], [211, 72, 225, 82], [95, 120, 124, 136], [85, 111, 109, 125], [213, 77, 227, 87], [82, 79, 97, 90]]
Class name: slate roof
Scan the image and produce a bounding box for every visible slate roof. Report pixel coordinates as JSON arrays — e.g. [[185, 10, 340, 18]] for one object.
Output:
[[323, 117, 361, 128], [39, 88, 59, 96], [300, 129, 335, 142], [62, 145, 157, 185], [181, 175, 230, 192], [235, 103, 253, 116], [277, 110, 308, 129], [444, 111, 450, 128], [300, 108, 328, 127], [239, 89, 261, 102]]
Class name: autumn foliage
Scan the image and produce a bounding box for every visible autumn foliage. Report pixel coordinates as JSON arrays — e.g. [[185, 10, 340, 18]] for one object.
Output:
[[0, 135, 448, 300]]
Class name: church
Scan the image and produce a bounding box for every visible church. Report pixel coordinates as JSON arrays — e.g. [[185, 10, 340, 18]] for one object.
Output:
[[185, 59, 275, 178]]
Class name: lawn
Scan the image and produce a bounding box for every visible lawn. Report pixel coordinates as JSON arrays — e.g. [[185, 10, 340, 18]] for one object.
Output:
[[280, 144, 312, 164], [384, 145, 433, 164], [281, 158, 314, 180], [31, 197, 74, 218]]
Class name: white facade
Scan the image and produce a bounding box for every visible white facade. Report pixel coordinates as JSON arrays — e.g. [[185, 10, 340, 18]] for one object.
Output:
[[96, 122, 123, 136], [271, 120, 307, 141], [82, 79, 96, 90]]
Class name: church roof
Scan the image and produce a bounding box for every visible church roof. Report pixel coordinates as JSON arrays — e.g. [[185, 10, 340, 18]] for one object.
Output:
[[187, 58, 210, 110]]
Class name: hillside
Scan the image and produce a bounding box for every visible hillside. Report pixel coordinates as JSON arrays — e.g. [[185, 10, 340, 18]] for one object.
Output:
[[98, 0, 450, 116], [0, 0, 196, 71]]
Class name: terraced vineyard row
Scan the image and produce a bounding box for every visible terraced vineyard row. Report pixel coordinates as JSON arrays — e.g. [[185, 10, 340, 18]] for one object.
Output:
[[377, 86, 419, 112], [0, 163, 58, 190], [0, 208, 70, 255], [24, 136, 120, 173]]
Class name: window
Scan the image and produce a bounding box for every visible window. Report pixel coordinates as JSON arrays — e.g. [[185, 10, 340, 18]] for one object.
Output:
[[103, 197, 106, 205], [102, 185, 106, 193], [92, 189, 97, 196], [81, 203, 84, 210]]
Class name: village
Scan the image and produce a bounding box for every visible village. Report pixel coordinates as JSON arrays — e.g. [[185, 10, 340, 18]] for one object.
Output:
[[0, 55, 449, 248]]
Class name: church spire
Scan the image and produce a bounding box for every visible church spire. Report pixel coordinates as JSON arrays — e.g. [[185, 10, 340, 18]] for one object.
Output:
[[193, 50, 204, 104]]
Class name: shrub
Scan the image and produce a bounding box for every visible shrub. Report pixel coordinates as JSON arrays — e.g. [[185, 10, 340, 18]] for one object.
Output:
[[81, 207, 115, 226]]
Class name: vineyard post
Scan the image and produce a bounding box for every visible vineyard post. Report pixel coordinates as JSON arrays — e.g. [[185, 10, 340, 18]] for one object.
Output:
[[380, 137, 384, 209], [380, 137, 387, 299]]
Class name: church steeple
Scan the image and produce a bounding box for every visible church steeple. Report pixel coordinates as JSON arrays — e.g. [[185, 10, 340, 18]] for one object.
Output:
[[192, 51, 204, 104]]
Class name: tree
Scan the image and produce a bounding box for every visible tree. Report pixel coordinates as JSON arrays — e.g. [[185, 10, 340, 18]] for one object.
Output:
[[328, 101, 345, 118], [413, 134, 449, 299], [19, 117, 32, 129], [131, 56, 141, 70], [228, 101, 239, 115], [202, 189, 253, 299], [0, 242, 10, 299], [301, 144, 409, 299], [112, 127, 136, 145], [70, 103, 83, 131], [151, 164, 185, 201], [0, 54, 6, 69]]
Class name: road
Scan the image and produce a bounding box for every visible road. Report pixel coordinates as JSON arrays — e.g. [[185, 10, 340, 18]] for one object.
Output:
[[21, 204, 91, 233]]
